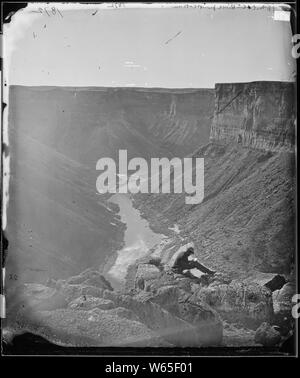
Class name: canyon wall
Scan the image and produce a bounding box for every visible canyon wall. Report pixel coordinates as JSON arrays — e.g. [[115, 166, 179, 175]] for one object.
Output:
[[210, 81, 295, 152], [9, 86, 214, 164], [133, 81, 296, 277]]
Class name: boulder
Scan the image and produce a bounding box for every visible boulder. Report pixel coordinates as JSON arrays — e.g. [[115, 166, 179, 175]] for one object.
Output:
[[222, 321, 256, 347], [272, 282, 296, 335], [244, 272, 286, 292], [273, 282, 295, 314], [254, 322, 281, 346], [147, 256, 163, 268], [264, 275, 287, 292], [136, 263, 161, 279], [135, 264, 161, 288], [192, 280, 273, 329], [138, 285, 223, 346], [135, 266, 192, 294]]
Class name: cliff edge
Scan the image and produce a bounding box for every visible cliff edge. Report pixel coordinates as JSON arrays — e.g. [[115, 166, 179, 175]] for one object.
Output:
[[210, 81, 295, 152]]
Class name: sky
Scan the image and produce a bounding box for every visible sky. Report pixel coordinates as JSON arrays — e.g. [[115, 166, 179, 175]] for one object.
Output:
[[4, 3, 295, 88]]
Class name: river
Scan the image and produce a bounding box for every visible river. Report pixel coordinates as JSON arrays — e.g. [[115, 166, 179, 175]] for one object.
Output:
[[106, 194, 165, 287]]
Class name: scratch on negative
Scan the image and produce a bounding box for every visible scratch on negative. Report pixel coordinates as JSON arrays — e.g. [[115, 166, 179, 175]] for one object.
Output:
[[165, 31, 182, 45]]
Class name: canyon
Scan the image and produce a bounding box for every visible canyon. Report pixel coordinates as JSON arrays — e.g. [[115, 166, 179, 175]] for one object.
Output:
[[4, 81, 296, 352]]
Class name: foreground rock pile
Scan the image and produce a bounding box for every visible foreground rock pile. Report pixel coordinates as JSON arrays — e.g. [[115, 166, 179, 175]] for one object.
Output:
[[6, 267, 222, 347], [126, 254, 295, 348], [5, 252, 295, 349]]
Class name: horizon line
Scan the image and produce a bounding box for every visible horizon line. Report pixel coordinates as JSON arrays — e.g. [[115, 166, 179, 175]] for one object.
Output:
[[9, 79, 294, 90]]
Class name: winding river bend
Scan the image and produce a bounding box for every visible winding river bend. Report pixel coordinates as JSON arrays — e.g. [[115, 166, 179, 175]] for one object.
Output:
[[107, 194, 165, 287]]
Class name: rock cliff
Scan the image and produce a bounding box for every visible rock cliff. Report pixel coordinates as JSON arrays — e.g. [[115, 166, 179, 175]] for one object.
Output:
[[210, 81, 295, 152]]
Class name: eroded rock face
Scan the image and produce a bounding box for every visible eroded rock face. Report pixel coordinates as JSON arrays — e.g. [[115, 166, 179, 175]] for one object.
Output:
[[210, 81, 295, 152]]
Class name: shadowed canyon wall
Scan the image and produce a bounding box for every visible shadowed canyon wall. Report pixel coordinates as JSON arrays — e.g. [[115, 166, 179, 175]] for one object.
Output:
[[9, 86, 214, 164]]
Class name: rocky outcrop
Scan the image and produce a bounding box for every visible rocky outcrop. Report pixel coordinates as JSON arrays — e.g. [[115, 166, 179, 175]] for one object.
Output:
[[192, 280, 274, 329], [272, 282, 296, 335], [125, 254, 295, 347], [103, 288, 223, 347], [128, 259, 274, 330], [244, 273, 286, 292], [210, 81, 295, 152], [254, 322, 281, 347], [7, 269, 113, 317], [135, 263, 162, 290], [7, 269, 223, 347], [8, 281, 169, 347], [273, 282, 295, 315]]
